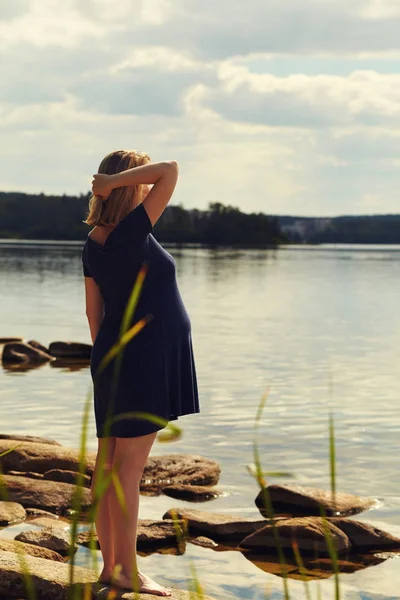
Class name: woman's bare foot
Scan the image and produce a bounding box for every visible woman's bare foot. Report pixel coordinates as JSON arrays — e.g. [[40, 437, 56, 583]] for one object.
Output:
[[110, 570, 172, 596]]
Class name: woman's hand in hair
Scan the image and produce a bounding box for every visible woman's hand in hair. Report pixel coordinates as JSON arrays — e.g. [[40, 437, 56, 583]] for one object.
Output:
[[92, 173, 114, 200]]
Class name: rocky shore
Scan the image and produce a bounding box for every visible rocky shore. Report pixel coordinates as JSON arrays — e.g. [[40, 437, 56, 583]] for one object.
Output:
[[0, 432, 399, 598]]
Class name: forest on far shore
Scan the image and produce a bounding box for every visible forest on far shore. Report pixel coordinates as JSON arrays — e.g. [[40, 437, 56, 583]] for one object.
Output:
[[0, 191, 286, 247]]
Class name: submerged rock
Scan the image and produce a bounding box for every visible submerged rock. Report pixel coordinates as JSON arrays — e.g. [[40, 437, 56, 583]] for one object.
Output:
[[255, 484, 375, 518], [0, 501, 26, 526], [243, 548, 387, 581], [0, 474, 91, 515], [163, 508, 268, 541]]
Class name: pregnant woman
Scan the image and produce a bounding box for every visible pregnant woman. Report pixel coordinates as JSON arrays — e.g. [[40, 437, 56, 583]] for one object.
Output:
[[82, 149, 200, 595]]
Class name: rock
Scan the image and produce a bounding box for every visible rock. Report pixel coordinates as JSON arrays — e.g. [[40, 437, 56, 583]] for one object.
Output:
[[328, 517, 400, 551], [163, 508, 267, 541], [8, 471, 44, 480], [15, 526, 77, 557], [48, 341, 92, 358], [26, 340, 51, 355], [43, 469, 91, 487], [0, 435, 61, 446], [190, 536, 219, 549], [0, 440, 96, 476], [142, 454, 220, 493], [0, 549, 96, 599], [0, 443, 218, 496], [162, 484, 223, 502], [0, 550, 217, 599], [2, 342, 53, 363], [0, 538, 65, 563], [0, 474, 91, 516], [27, 517, 70, 530], [26, 508, 60, 518], [255, 484, 375, 518], [77, 519, 188, 551], [239, 516, 351, 555], [0, 501, 26, 526]]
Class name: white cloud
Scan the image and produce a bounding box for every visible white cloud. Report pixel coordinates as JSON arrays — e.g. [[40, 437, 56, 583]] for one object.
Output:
[[1, 0, 400, 215]]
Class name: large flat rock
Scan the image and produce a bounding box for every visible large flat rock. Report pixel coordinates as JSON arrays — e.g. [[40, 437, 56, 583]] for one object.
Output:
[[0, 475, 91, 516], [0, 550, 216, 599], [0, 440, 96, 476], [163, 508, 267, 541]]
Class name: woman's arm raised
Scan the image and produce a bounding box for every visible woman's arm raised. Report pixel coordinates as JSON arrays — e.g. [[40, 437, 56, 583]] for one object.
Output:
[[92, 160, 179, 228]]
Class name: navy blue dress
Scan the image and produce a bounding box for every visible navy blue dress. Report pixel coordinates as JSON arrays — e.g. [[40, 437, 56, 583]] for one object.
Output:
[[81, 202, 200, 438]]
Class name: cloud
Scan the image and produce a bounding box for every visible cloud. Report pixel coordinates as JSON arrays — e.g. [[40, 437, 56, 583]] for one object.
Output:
[[2, 0, 400, 215]]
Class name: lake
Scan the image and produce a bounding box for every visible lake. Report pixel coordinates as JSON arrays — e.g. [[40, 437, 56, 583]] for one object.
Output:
[[1, 239, 400, 599]]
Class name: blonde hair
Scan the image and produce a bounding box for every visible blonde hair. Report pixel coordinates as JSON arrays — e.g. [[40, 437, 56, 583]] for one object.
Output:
[[83, 149, 151, 227]]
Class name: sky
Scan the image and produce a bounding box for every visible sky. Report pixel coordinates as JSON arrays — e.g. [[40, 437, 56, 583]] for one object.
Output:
[[1, 0, 400, 217]]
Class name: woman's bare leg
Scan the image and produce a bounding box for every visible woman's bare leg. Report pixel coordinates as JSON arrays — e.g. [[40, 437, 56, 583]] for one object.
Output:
[[90, 436, 116, 581], [109, 432, 172, 596]]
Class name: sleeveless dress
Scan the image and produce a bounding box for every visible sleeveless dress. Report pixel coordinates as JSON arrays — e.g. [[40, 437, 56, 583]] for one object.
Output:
[[81, 202, 200, 438]]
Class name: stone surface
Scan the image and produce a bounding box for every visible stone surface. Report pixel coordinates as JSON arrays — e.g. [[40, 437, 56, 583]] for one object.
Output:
[[0, 550, 217, 599], [2, 342, 53, 363], [328, 517, 400, 551], [27, 517, 70, 530], [43, 469, 91, 487], [142, 454, 221, 492], [77, 519, 187, 551], [0, 502, 26, 526], [0, 443, 220, 496], [162, 484, 223, 502], [0, 538, 65, 562], [25, 508, 60, 518], [0, 435, 61, 446], [255, 484, 375, 518], [239, 516, 351, 555], [0, 440, 96, 476], [48, 341, 92, 358], [190, 536, 219, 549], [15, 526, 77, 557], [163, 508, 267, 541], [0, 549, 96, 599], [0, 474, 91, 516]]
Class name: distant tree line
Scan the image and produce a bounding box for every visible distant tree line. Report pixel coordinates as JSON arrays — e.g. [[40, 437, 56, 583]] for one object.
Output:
[[0, 192, 286, 247], [307, 215, 400, 244]]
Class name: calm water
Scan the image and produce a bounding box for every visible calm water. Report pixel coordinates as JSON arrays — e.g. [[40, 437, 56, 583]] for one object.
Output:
[[1, 239, 400, 599]]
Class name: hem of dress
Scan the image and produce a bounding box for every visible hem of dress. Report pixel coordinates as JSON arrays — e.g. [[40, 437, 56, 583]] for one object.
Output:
[[95, 408, 200, 438]]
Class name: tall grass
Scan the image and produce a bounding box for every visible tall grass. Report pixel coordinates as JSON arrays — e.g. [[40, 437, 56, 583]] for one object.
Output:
[[0, 260, 346, 600]]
